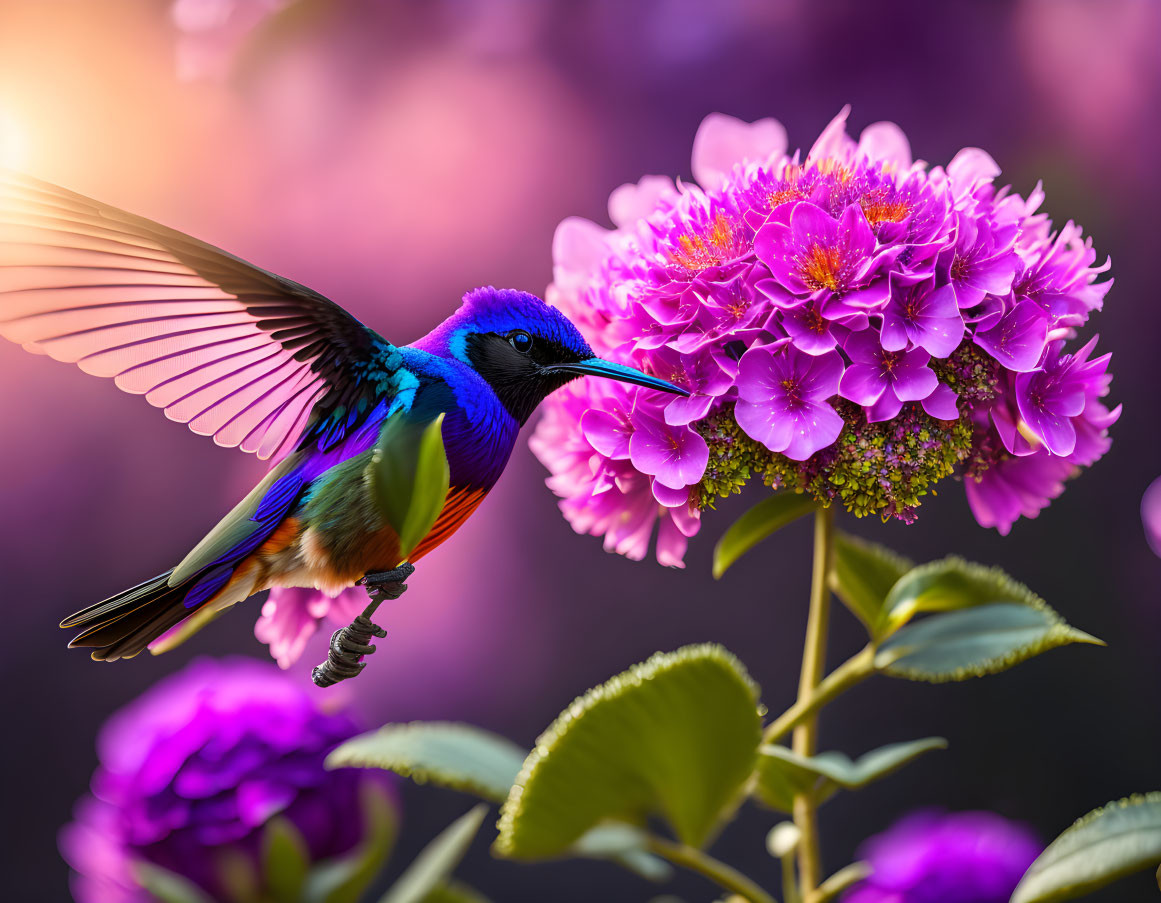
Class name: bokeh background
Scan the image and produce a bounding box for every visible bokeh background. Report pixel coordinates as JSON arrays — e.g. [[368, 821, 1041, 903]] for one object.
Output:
[[1, 0, 1159, 900]]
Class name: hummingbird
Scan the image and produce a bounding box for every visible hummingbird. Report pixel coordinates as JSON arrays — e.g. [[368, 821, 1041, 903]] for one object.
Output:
[[0, 171, 687, 672]]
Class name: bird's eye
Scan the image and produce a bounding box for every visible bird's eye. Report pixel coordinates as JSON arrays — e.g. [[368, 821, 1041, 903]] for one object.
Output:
[[508, 330, 533, 354]]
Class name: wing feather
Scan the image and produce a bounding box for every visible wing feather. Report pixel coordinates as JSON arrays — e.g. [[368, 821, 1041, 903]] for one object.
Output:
[[0, 170, 389, 460]]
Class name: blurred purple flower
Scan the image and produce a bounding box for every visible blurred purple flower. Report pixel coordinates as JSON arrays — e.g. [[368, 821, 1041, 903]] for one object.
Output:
[[60, 657, 394, 903], [1017, 0, 1161, 185], [844, 809, 1041, 903], [532, 108, 1118, 562], [1142, 476, 1161, 558]]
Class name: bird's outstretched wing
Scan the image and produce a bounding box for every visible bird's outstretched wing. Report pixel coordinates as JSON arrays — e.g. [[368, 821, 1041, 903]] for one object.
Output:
[[0, 170, 389, 461]]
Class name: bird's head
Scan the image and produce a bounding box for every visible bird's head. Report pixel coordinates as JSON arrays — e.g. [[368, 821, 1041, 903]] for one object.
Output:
[[416, 287, 689, 424]]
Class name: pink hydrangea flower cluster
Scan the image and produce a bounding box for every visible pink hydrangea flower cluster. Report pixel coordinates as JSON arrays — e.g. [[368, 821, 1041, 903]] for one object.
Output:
[[531, 108, 1118, 565]]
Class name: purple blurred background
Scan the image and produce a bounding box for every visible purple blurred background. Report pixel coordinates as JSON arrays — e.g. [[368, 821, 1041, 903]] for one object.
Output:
[[1, 1, 1159, 900]]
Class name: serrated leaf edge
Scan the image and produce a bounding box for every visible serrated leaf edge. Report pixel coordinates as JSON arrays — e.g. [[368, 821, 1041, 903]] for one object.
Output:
[[494, 643, 760, 858], [877, 599, 1102, 683], [1013, 792, 1161, 903], [880, 555, 1038, 634], [325, 721, 524, 803]]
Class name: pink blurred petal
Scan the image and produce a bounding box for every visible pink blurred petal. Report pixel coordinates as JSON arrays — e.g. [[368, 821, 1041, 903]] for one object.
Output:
[[806, 105, 854, 163], [609, 175, 678, 228], [857, 121, 912, 170], [691, 113, 788, 188]]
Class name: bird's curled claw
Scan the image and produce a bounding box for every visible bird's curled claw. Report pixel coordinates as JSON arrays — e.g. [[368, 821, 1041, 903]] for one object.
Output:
[[311, 563, 414, 687], [358, 563, 415, 604]]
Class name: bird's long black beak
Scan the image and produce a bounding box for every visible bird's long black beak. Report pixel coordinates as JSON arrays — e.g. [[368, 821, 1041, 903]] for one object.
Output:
[[545, 357, 690, 396]]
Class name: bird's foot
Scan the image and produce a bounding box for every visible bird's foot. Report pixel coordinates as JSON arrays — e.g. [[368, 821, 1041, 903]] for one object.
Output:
[[358, 562, 415, 604], [311, 615, 387, 687], [311, 563, 415, 688]]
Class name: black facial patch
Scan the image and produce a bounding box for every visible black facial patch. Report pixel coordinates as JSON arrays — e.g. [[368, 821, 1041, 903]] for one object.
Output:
[[465, 332, 584, 424]]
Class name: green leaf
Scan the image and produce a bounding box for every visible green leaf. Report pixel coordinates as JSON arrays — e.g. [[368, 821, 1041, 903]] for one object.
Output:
[[875, 602, 1101, 683], [369, 412, 450, 562], [326, 722, 525, 804], [712, 493, 816, 578], [263, 817, 310, 903], [304, 780, 399, 903], [327, 722, 671, 879], [419, 880, 492, 903], [878, 556, 1047, 638], [752, 747, 823, 813], [495, 644, 762, 859], [1012, 793, 1161, 903], [829, 531, 914, 634], [570, 824, 674, 882], [815, 736, 948, 787], [754, 737, 946, 812], [130, 862, 216, 903], [379, 805, 487, 903]]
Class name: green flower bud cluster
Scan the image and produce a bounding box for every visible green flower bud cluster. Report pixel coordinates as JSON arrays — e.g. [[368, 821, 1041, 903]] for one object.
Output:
[[931, 341, 1003, 404], [696, 399, 974, 522]]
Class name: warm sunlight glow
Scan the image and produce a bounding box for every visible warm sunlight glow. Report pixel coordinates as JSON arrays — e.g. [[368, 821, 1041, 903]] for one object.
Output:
[[0, 108, 29, 169]]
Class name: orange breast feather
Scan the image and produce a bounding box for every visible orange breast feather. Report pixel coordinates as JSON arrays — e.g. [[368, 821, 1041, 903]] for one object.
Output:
[[410, 485, 489, 561]]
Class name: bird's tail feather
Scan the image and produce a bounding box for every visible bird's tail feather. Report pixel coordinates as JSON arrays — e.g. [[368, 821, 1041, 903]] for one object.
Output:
[[61, 570, 204, 661]]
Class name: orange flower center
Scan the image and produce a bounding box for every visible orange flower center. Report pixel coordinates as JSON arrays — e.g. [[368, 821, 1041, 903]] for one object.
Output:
[[768, 187, 804, 208], [860, 189, 911, 224], [816, 158, 853, 181], [799, 243, 844, 292], [669, 213, 741, 272]]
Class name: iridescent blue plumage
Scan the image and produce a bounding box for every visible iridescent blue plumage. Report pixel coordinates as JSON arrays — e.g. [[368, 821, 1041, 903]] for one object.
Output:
[[0, 172, 687, 662]]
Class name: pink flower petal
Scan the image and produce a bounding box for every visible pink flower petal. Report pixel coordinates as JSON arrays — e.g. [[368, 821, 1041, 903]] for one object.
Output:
[[581, 409, 633, 459], [608, 175, 677, 228], [947, 147, 1002, 188], [691, 113, 788, 188], [922, 383, 960, 420], [807, 105, 854, 164], [781, 403, 844, 461], [974, 300, 1049, 372], [857, 121, 912, 170]]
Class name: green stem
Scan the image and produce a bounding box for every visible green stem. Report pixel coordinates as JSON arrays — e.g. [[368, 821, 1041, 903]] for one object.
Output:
[[645, 836, 777, 903], [780, 849, 801, 903], [806, 862, 873, 903], [791, 506, 836, 895], [762, 645, 875, 745]]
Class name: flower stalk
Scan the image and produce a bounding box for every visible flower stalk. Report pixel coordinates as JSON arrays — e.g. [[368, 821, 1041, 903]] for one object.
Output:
[[645, 835, 777, 903], [806, 862, 872, 903], [791, 505, 836, 894], [763, 645, 876, 745]]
